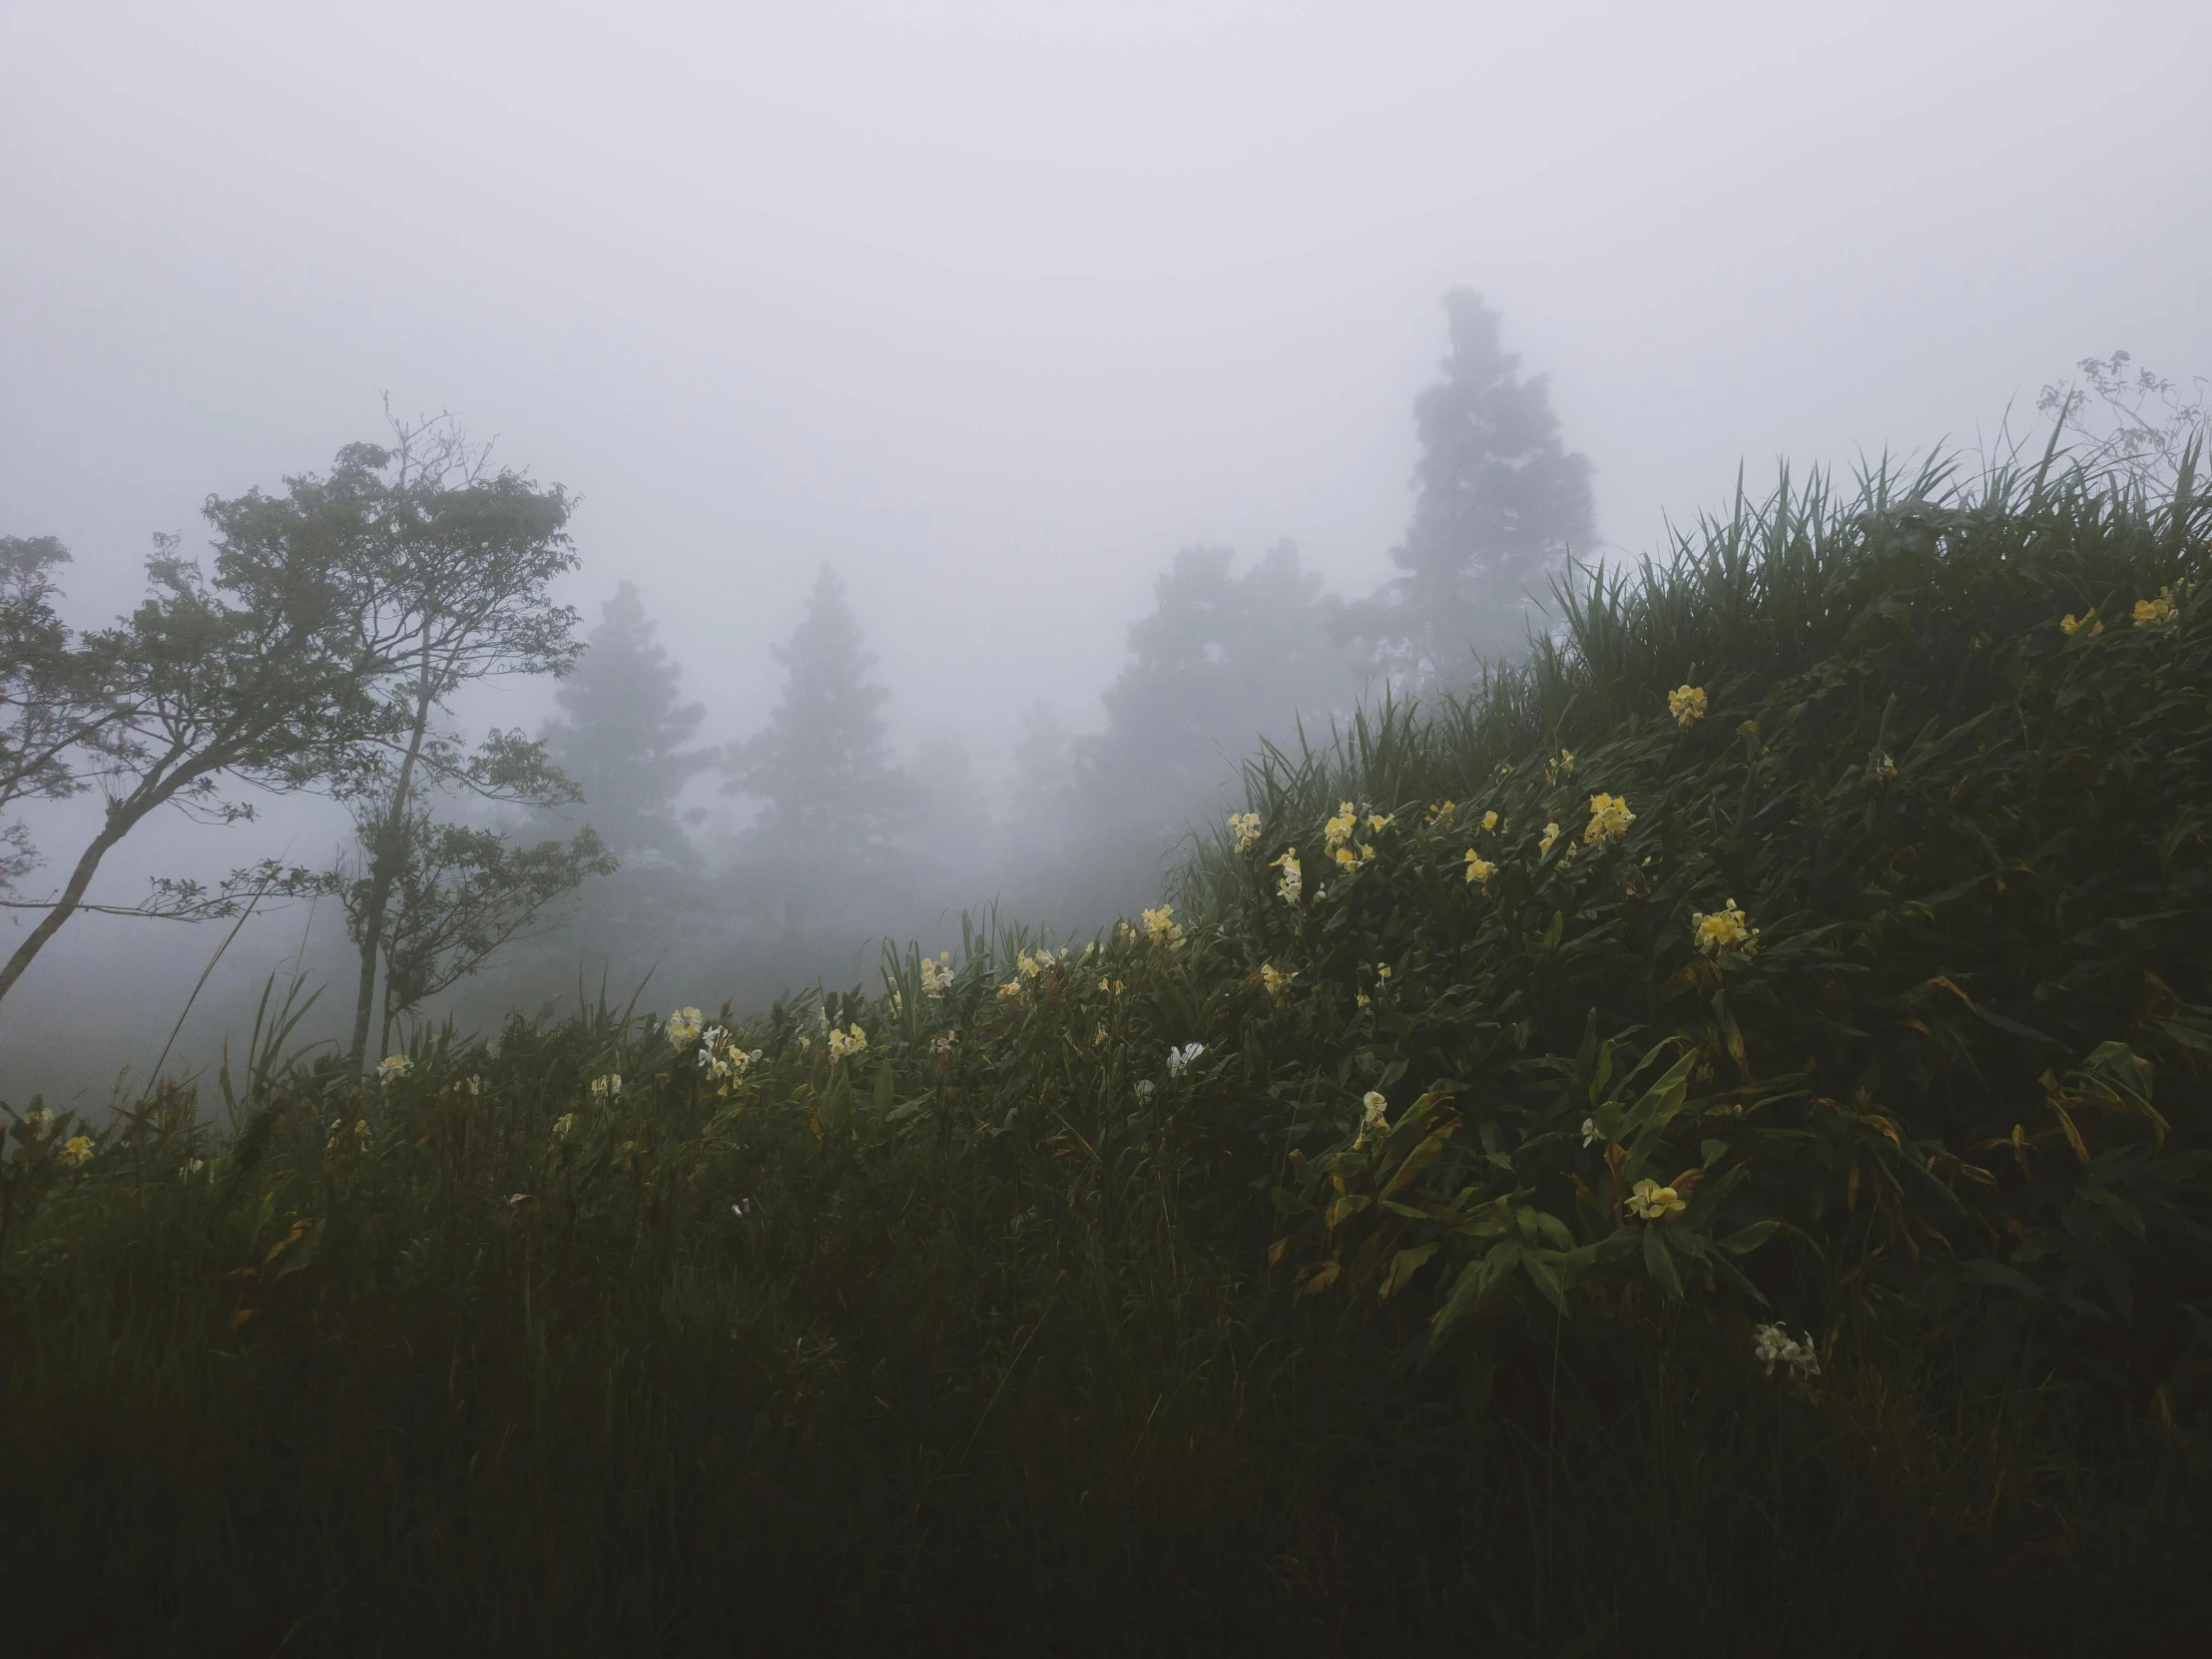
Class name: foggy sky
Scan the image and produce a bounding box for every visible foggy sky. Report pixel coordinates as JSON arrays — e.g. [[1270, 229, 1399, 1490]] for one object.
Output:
[[4, 0, 2210, 1097]]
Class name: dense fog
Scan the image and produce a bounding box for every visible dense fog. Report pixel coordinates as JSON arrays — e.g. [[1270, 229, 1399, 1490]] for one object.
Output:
[[4, 0, 2208, 1105]]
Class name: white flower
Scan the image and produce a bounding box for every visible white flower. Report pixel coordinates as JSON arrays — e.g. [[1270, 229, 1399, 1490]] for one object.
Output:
[[665, 1006, 705, 1046], [1134, 1079, 1156, 1102], [1580, 1117, 1601, 1148], [930, 1029, 959, 1056], [1752, 1324, 1822, 1380], [1274, 848, 1303, 905], [376, 1053, 412, 1081], [180, 1157, 208, 1181], [1228, 812, 1262, 854], [919, 952, 955, 998], [1165, 1042, 1206, 1078], [826, 1022, 868, 1061], [589, 1073, 623, 1102]]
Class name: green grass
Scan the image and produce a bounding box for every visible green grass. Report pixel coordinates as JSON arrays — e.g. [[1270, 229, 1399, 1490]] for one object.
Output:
[[5, 451, 2210, 1655]]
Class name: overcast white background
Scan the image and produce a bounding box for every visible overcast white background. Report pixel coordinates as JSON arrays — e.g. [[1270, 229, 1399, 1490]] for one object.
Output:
[[4, 0, 2208, 1096]]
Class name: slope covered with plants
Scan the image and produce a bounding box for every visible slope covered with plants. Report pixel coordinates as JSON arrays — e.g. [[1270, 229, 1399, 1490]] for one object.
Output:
[[4, 456, 2208, 1654]]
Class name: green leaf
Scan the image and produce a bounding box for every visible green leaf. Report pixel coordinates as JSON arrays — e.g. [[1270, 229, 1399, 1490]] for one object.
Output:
[[1380, 1242, 1438, 1301], [1521, 1251, 1570, 1315], [1718, 1219, 1781, 1256], [872, 1061, 896, 1112]]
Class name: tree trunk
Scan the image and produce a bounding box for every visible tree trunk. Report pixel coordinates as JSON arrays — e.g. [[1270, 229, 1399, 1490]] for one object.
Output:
[[0, 764, 192, 1006], [348, 662, 434, 1070]]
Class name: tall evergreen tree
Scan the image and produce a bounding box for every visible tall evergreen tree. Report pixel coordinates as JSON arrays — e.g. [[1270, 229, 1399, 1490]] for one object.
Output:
[[541, 582, 710, 870], [726, 564, 906, 868], [1346, 290, 1594, 683], [1077, 540, 1352, 836]]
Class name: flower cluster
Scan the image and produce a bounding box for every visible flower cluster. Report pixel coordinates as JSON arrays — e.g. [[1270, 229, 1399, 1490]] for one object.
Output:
[[1140, 904, 1185, 952], [326, 1116, 371, 1153], [1463, 851, 1496, 888], [1541, 749, 1575, 785], [697, 1027, 763, 1094], [665, 1006, 706, 1047], [1164, 1041, 1205, 1078], [1626, 1177, 1687, 1220], [1583, 793, 1634, 846], [1273, 849, 1303, 905], [825, 1023, 868, 1062], [1752, 1324, 1821, 1380], [1227, 812, 1262, 854], [376, 1054, 412, 1082], [2134, 587, 2180, 628], [589, 1073, 623, 1102], [1668, 684, 1708, 727], [1692, 898, 1757, 955], [1324, 801, 1358, 853], [2060, 608, 2103, 637], [60, 1134, 96, 1168], [1426, 800, 1456, 826], [918, 952, 955, 998]]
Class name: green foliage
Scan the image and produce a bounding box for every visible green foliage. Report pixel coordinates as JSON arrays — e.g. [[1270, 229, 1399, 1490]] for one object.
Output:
[[6, 454, 2211, 1651]]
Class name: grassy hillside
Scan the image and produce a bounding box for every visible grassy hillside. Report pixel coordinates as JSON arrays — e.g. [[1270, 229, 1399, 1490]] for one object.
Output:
[[5, 455, 2209, 1655]]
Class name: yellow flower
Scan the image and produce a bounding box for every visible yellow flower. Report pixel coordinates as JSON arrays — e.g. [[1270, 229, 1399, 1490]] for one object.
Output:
[[1357, 842, 1377, 863], [1324, 803, 1359, 854], [2059, 609, 2102, 637], [1094, 1022, 1109, 1045], [1626, 1178, 1686, 1220], [551, 1112, 578, 1143], [1141, 904, 1186, 952], [665, 1006, 705, 1045], [589, 1073, 622, 1102], [60, 1134, 95, 1168], [1481, 810, 1500, 831], [1426, 800, 1456, 826], [1737, 720, 1760, 738], [1543, 748, 1576, 784], [1584, 793, 1635, 846], [919, 953, 955, 997], [2134, 587, 2179, 628], [1259, 962, 1293, 997], [1334, 845, 1360, 870], [376, 1053, 412, 1081], [1463, 850, 1496, 888], [826, 1023, 868, 1061], [1274, 849, 1303, 905], [1359, 1090, 1388, 1136], [1355, 988, 1370, 1008], [1375, 962, 1391, 982], [1228, 812, 1263, 854], [1668, 685, 1708, 728], [1367, 813, 1393, 834], [1691, 898, 1757, 955], [1539, 822, 1561, 855]]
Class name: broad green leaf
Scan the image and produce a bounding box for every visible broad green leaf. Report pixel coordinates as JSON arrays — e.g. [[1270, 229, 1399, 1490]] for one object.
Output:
[[1380, 1242, 1438, 1300]]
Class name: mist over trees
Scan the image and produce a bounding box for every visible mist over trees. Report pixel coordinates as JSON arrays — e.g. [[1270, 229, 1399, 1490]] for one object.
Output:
[[1339, 289, 1595, 683], [1, 287, 1605, 1073], [540, 581, 711, 872]]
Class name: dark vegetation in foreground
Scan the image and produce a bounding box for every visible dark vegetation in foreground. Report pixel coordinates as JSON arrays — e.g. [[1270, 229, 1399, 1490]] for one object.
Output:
[[5, 458, 2210, 1655]]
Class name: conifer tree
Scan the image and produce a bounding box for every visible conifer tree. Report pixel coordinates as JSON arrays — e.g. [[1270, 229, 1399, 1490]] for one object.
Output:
[[541, 582, 709, 869], [1347, 290, 1594, 683], [726, 564, 907, 868]]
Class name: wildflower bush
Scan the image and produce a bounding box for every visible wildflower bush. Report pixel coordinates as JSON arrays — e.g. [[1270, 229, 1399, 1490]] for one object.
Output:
[[4, 456, 2209, 1653]]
